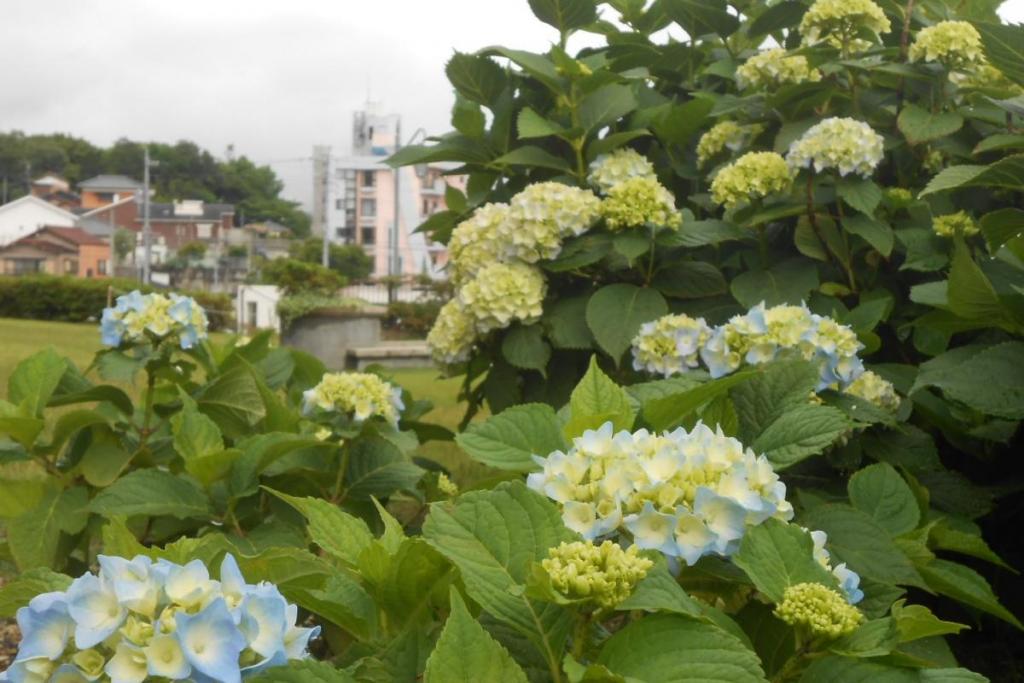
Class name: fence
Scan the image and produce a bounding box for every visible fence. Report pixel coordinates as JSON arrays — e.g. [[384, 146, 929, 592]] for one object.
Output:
[[339, 282, 436, 305]]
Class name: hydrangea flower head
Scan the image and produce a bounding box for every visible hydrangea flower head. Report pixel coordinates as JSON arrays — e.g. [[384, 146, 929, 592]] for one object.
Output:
[[100, 290, 208, 350], [528, 421, 794, 565], [503, 182, 601, 262], [1, 554, 318, 683], [302, 372, 404, 425], [587, 149, 656, 194], [736, 49, 822, 90], [774, 582, 864, 638], [799, 0, 891, 54], [786, 118, 885, 177], [631, 313, 712, 377], [601, 177, 682, 231], [843, 370, 900, 411], [932, 211, 980, 238], [541, 540, 653, 608], [697, 121, 756, 168], [711, 152, 794, 209], [426, 299, 477, 365], [447, 202, 511, 286], [806, 527, 864, 604], [910, 21, 984, 69], [458, 262, 546, 333]]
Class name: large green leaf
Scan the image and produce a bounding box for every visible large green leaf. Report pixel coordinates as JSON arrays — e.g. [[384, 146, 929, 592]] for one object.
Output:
[[801, 505, 926, 589], [0, 567, 72, 617], [733, 519, 837, 603], [644, 370, 759, 432], [730, 260, 819, 308], [48, 385, 134, 416], [502, 324, 552, 371], [918, 559, 1022, 629], [836, 177, 882, 216], [844, 215, 895, 257], [196, 367, 266, 436], [921, 155, 1024, 196], [800, 656, 986, 682], [848, 464, 920, 536], [287, 572, 378, 641], [424, 589, 529, 683], [266, 489, 373, 566], [750, 404, 849, 469], [979, 207, 1024, 253], [732, 361, 819, 442], [527, 0, 597, 33], [344, 437, 425, 500], [897, 105, 964, 145], [544, 295, 595, 350], [494, 146, 574, 172], [617, 558, 703, 616], [8, 347, 66, 417], [975, 21, 1024, 86], [579, 84, 638, 133], [446, 52, 507, 107], [423, 482, 574, 671], [586, 284, 668, 364], [913, 342, 1024, 419], [249, 660, 357, 683], [456, 403, 567, 471], [653, 262, 728, 299], [564, 356, 635, 437], [663, 0, 740, 37], [598, 614, 766, 682], [8, 487, 89, 570], [947, 238, 1018, 331], [89, 470, 211, 520]]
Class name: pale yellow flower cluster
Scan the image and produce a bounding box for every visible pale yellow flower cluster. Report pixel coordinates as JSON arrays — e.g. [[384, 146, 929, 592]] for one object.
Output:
[[736, 49, 822, 90], [697, 121, 753, 168], [601, 176, 682, 231], [932, 211, 980, 238], [458, 262, 547, 333], [588, 149, 657, 193], [774, 582, 864, 638], [910, 21, 984, 69], [447, 202, 510, 286], [507, 182, 603, 262], [843, 370, 901, 411], [631, 313, 712, 377], [302, 372, 404, 425], [711, 152, 794, 208], [799, 0, 891, 54], [426, 299, 478, 364], [786, 118, 885, 177], [541, 540, 653, 608], [949, 63, 1023, 94]]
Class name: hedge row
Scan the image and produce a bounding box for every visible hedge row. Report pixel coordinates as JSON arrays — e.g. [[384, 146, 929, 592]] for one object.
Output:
[[0, 275, 233, 331]]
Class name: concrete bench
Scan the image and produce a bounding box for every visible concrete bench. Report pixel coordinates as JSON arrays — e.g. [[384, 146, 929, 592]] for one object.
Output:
[[346, 341, 433, 370]]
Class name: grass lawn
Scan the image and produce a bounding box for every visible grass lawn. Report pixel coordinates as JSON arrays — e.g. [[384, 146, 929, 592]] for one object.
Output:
[[0, 317, 488, 484]]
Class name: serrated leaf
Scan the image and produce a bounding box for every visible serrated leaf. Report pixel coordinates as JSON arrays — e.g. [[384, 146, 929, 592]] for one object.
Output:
[[979, 207, 1024, 253], [344, 437, 425, 500], [730, 260, 819, 308], [494, 146, 574, 172], [653, 262, 727, 299], [751, 404, 850, 469], [544, 296, 595, 350], [733, 519, 837, 603], [446, 52, 507, 107], [48, 385, 134, 416], [898, 105, 964, 145], [836, 177, 882, 216], [617, 557, 703, 616], [914, 342, 1024, 419], [8, 487, 89, 570], [425, 589, 529, 683], [579, 84, 638, 133], [891, 601, 967, 643], [89, 470, 211, 520], [644, 370, 759, 432], [598, 614, 766, 682], [249, 660, 357, 682], [502, 325, 552, 371], [0, 567, 72, 618], [527, 0, 597, 33], [456, 403, 567, 471], [975, 21, 1024, 86], [848, 464, 920, 536], [264, 488, 373, 565], [8, 347, 66, 417], [518, 107, 564, 139], [920, 155, 1024, 196], [565, 356, 635, 437], [663, 0, 740, 37], [919, 559, 1022, 629], [732, 360, 819, 443], [586, 284, 668, 364]]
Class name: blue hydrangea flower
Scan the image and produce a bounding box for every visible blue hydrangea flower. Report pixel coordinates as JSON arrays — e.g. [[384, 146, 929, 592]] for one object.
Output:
[[175, 598, 247, 683], [66, 574, 127, 649], [13, 592, 72, 662]]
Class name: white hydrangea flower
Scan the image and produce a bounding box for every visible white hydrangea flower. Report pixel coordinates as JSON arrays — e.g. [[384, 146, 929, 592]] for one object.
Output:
[[503, 182, 602, 262], [786, 117, 885, 177], [697, 121, 755, 168], [587, 148, 656, 194], [710, 152, 794, 208], [736, 49, 822, 90], [799, 0, 891, 54], [843, 370, 900, 411], [458, 262, 547, 333], [631, 314, 712, 377], [427, 299, 477, 365], [910, 21, 985, 69], [302, 371, 405, 425], [528, 421, 794, 565], [447, 202, 511, 286]]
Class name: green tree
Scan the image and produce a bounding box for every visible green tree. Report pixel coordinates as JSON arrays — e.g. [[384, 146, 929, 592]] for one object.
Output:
[[177, 241, 207, 262], [260, 258, 345, 295], [113, 229, 136, 264], [288, 237, 373, 280]]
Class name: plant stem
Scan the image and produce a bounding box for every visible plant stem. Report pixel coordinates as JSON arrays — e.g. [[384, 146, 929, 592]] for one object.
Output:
[[758, 226, 769, 268], [805, 173, 832, 265], [645, 225, 657, 285], [570, 611, 592, 661], [330, 441, 352, 503], [139, 368, 157, 449]]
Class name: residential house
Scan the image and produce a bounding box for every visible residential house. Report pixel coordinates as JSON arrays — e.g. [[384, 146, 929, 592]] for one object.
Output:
[[0, 226, 110, 277], [0, 195, 78, 247], [30, 175, 81, 210], [78, 174, 144, 210]]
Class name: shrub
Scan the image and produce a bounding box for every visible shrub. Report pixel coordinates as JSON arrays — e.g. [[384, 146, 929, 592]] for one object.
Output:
[[288, 237, 373, 281], [259, 258, 345, 295]]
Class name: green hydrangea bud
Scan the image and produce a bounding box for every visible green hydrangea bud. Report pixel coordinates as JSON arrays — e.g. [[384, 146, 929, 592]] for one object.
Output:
[[600, 177, 682, 231], [774, 582, 863, 639], [438, 473, 459, 497], [542, 540, 653, 609], [710, 152, 794, 209], [932, 211, 980, 238], [883, 187, 913, 209], [72, 649, 107, 679], [120, 614, 155, 645]]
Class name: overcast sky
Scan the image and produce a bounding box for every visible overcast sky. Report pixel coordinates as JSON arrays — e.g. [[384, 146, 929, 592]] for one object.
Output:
[[3, 0, 1023, 210]]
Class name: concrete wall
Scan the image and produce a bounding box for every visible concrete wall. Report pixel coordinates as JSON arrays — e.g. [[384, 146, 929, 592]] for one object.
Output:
[[281, 309, 384, 370]]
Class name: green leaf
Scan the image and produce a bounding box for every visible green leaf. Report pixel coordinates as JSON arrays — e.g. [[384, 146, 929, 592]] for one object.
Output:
[[518, 107, 564, 139], [79, 426, 134, 487], [829, 618, 899, 658], [920, 155, 1024, 196], [424, 589, 529, 683], [527, 0, 597, 33], [801, 657, 987, 682], [733, 519, 837, 603], [172, 395, 225, 461], [493, 146, 574, 172], [617, 557, 702, 616], [579, 84, 638, 133], [733, 360, 819, 442], [456, 403, 567, 471], [586, 130, 652, 162], [751, 404, 850, 469], [613, 232, 651, 262], [948, 238, 1016, 329], [897, 105, 964, 145], [249, 660, 357, 683], [544, 296, 595, 350], [975, 21, 1024, 86], [265, 488, 374, 566], [929, 521, 1014, 571], [288, 572, 378, 641], [343, 437, 425, 500], [586, 284, 668, 364], [8, 487, 89, 570], [446, 52, 507, 107], [653, 262, 728, 299], [747, 1, 806, 36], [8, 347, 66, 417], [918, 559, 1022, 629], [730, 260, 819, 308], [598, 614, 766, 682], [836, 177, 882, 216], [801, 505, 927, 589], [452, 96, 486, 138], [565, 356, 635, 438], [848, 464, 920, 536], [502, 325, 552, 371], [423, 482, 574, 670], [644, 370, 759, 432], [651, 99, 715, 147], [48, 385, 134, 416], [196, 367, 266, 436], [90, 470, 212, 520], [891, 600, 967, 643], [671, 219, 749, 247], [979, 207, 1024, 253], [663, 0, 740, 37], [914, 342, 1024, 419], [0, 567, 73, 617]]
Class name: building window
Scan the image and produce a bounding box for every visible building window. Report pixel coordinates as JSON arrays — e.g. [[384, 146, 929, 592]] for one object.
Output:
[[335, 198, 343, 210], [335, 226, 354, 243], [360, 198, 377, 217], [247, 301, 258, 326], [361, 227, 376, 245], [64, 259, 77, 274], [97, 259, 108, 275], [362, 171, 376, 188], [9, 259, 43, 275]]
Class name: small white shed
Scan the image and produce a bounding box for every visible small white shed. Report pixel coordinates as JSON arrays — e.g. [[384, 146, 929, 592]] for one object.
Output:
[[236, 284, 281, 332]]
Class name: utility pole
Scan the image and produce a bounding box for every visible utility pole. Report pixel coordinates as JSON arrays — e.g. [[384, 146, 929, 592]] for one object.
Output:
[[2, 176, 7, 204], [391, 118, 401, 284], [142, 147, 153, 284], [321, 148, 331, 268]]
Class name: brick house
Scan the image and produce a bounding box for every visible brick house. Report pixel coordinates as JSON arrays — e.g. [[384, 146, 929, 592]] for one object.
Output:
[[0, 226, 111, 277], [78, 174, 144, 210]]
